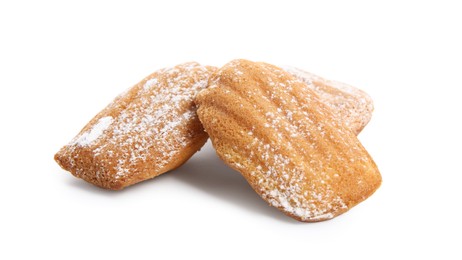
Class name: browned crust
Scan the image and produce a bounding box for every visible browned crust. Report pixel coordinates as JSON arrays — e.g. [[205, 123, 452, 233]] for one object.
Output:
[[196, 59, 381, 222], [55, 63, 216, 190]]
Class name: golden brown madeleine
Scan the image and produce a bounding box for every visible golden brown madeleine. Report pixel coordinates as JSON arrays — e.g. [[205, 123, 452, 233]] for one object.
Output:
[[195, 59, 381, 222], [55, 62, 216, 190], [284, 67, 374, 135]]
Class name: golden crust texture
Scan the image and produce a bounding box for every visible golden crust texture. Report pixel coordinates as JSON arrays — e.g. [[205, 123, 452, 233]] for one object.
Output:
[[55, 62, 216, 190], [195, 59, 381, 222], [283, 67, 374, 135]]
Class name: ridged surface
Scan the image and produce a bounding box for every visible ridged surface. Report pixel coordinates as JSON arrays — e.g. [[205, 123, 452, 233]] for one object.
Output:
[[55, 62, 215, 190], [196, 59, 382, 222], [284, 67, 374, 135]]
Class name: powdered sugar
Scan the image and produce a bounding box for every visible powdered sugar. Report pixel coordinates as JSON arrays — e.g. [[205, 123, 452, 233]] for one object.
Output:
[[245, 135, 346, 221], [74, 116, 113, 146], [200, 60, 375, 221], [61, 62, 213, 187], [144, 78, 158, 90], [107, 64, 211, 178], [282, 66, 374, 134]]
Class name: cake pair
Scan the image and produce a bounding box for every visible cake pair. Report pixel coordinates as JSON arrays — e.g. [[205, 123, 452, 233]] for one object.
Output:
[[55, 59, 381, 222]]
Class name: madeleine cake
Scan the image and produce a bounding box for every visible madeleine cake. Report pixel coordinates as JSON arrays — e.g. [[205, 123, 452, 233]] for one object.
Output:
[[55, 62, 216, 190], [195, 59, 381, 222]]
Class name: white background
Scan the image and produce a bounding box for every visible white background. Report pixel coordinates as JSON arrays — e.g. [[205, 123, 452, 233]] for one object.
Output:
[[1, 0, 461, 259]]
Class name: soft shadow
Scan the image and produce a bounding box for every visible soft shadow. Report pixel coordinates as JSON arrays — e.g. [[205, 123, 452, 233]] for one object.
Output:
[[172, 142, 301, 224], [64, 141, 303, 223]]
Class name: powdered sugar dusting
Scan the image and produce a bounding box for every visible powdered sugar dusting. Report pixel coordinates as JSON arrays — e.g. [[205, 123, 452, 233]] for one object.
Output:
[[107, 63, 210, 179], [202, 60, 376, 221], [282, 66, 373, 134], [241, 135, 346, 221], [144, 78, 158, 90], [63, 62, 213, 187], [74, 116, 113, 146]]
